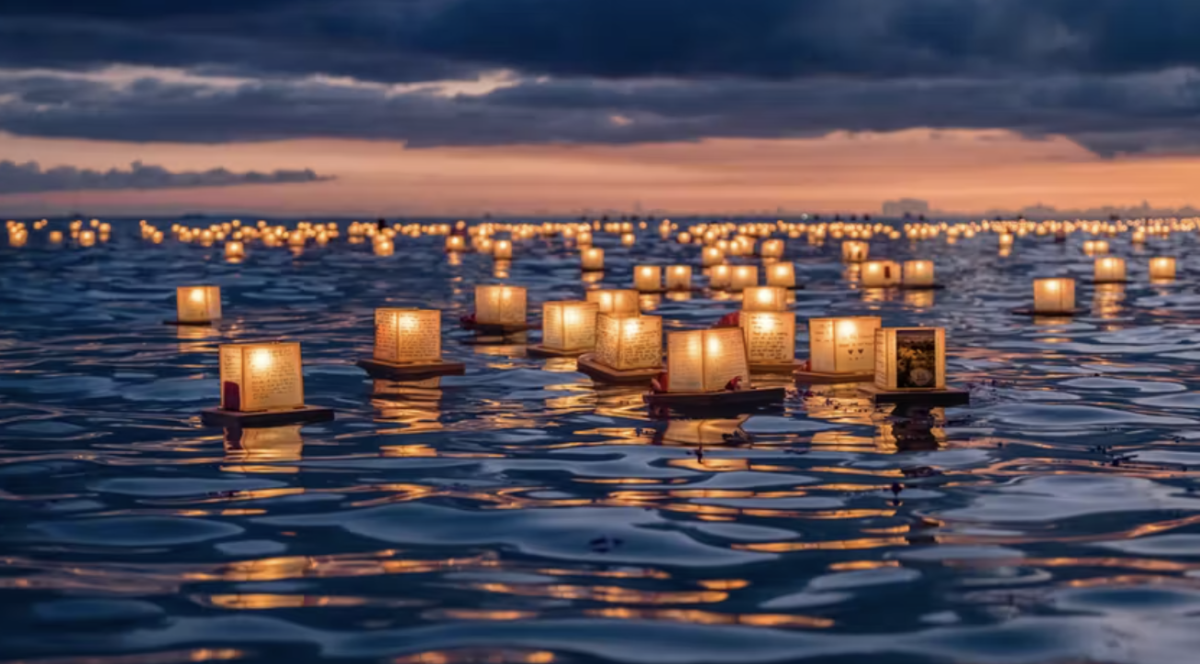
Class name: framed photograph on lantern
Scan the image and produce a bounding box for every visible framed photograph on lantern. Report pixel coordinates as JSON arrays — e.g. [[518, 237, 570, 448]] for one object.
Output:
[[859, 327, 969, 406]]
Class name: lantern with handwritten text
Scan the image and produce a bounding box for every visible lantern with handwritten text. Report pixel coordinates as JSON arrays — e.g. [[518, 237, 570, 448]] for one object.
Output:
[[1033, 278, 1075, 314], [219, 342, 305, 412], [667, 328, 751, 393], [874, 327, 946, 391], [741, 311, 796, 367], [543, 301, 599, 352], [808, 317, 881, 375], [594, 314, 663, 370], [375, 309, 441, 363], [475, 285, 526, 326], [176, 286, 222, 324], [634, 265, 662, 292]]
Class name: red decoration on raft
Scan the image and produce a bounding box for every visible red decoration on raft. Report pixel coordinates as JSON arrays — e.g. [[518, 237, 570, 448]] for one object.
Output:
[[714, 311, 740, 328]]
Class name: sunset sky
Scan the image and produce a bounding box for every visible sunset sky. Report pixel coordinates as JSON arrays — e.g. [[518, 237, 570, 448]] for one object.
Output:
[[3, 1, 1200, 216]]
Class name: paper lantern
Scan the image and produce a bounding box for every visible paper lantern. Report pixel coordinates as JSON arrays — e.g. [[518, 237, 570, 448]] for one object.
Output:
[[861, 261, 900, 288], [902, 260, 935, 287], [1150, 257, 1176, 281], [741, 311, 796, 366], [666, 265, 692, 291], [742, 286, 788, 312], [594, 314, 663, 370], [581, 247, 605, 271], [998, 233, 1014, 248], [586, 289, 640, 315], [842, 241, 868, 263], [621, 232, 636, 246], [445, 235, 465, 252], [702, 247, 725, 267], [766, 263, 796, 288], [730, 266, 758, 292], [219, 342, 305, 412], [374, 309, 441, 363], [1094, 257, 1126, 283], [1083, 240, 1110, 256], [808, 317, 882, 374], [542, 301, 599, 352], [493, 239, 513, 259], [761, 239, 784, 259], [225, 241, 245, 260], [666, 328, 751, 393], [874, 327, 946, 391], [475, 285, 527, 325], [1033, 278, 1075, 314], [709, 265, 732, 289], [634, 265, 662, 292], [177, 286, 222, 323]]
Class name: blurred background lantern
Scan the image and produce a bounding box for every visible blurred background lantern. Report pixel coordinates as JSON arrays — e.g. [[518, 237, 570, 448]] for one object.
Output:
[[634, 265, 662, 292], [586, 289, 640, 315], [902, 260, 935, 287], [1094, 257, 1127, 283], [861, 261, 901, 288], [729, 266, 758, 292], [1033, 278, 1075, 314], [1150, 257, 1177, 282], [742, 286, 788, 312], [176, 286, 222, 323], [766, 263, 796, 288], [842, 241, 868, 263], [581, 247, 605, 271], [666, 265, 692, 291], [475, 285, 527, 326]]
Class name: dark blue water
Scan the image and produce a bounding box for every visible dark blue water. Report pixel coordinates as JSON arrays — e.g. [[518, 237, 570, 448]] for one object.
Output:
[[2, 221, 1200, 664]]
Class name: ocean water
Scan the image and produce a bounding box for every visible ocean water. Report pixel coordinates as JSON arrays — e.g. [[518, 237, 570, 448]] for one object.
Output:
[[2, 221, 1200, 664]]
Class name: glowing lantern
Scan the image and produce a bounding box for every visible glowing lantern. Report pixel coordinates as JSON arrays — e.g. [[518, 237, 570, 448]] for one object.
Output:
[[79, 230, 97, 247], [49, 230, 64, 243], [581, 247, 605, 271], [594, 314, 664, 370], [587, 289, 639, 315], [874, 327, 946, 391], [998, 233, 1014, 248], [634, 265, 662, 292], [742, 286, 788, 312], [1094, 257, 1127, 283], [730, 266, 758, 291], [176, 286, 222, 323], [494, 239, 513, 259], [542, 301, 599, 352], [741, 311, 796, 367], [475, 285, 527, 326], [902, 260, 935, 287], [808, 317, 882, 375], [374, 309, 441, 363], [702, 247, 725, 267], [219, 342, 305, 412], [1150, 257, 1177, 281], [445, 235, 465, 252], [1033, 278, 1076, 314], [666, 265, 693, 291], [666, 328, 751, 393], [760, 239, 784, 259], [709, 265, 733, 290], [842, 241, 868, 263], [861, 261, 901, 288], [225, 241, 245, 260], [766, 263, 796, 288], [1083, 240, 1110, 256], [621, 233, 636, 246]]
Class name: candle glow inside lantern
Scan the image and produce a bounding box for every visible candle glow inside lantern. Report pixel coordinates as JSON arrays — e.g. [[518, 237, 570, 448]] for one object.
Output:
[[902, 260, 935, 287], [1150, 257, 1177, 281], [742, 286, 788, 312], [666, 328, 751, 393], [542, 301, 599, 352], [842, 241, 868, 263], [709, 265, 732, 289], [729, 266, 758, 291], [493, 239, 513, 259], [634, 265, 662, 292], [219, 342, 305, 412], [808, 317, 882, 375], [445, 235, 465, 252], [1094, 257, 1127, 283], [1033, 278, 1076, 314], [766, 263, 796, 288], [702, 247, 725, 267], [760, 239, 784, 259], [475, 285, 527, 326], [176, 286, 222, 323], [594, 314, 664, 370], [874, 327, 946, 391], [374, 309, 442, 363], [741, 311, 796, 366], [586, 289, 640, 315], [225, 241, 245, 260], [861, 261, 901, 288], [581, 247, 605, 271], [666, 265, 693, 291]]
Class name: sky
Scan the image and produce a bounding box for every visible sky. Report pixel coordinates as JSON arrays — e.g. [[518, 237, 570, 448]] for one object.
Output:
[[3, 0, 1200, 217]]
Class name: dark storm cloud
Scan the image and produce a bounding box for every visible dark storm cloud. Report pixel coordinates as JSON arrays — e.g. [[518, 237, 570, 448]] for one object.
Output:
[[0, 159, 330, 194]]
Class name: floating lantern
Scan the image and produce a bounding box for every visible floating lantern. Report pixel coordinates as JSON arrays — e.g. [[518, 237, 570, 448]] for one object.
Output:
[[203, 342, 333, 426], [766, 263, 796, 288], [581, 247, 605, 271], [729, 266, 758, 292], [359, 309, 464, 378], [1032, 278, 1076, 314], [79, 230, 97, 247], [536, 300, 599, 356], [804, 317, 881, 381], [741, 311, 796, 369], [709, 265, 733, 290], [760, 239, 784, 259], [742, 286, 788, 312], [1150, 257, 1177, 281], [861, 260, 901, 288], [493, 239, 513, 259], [634, 265, 662, 292], [594, 314, 664, 370], [842, 241, 868, 263], [621, 232, 636, 246], [1083, 240, 1110, 256], [49, 230, 64, 243], [998, 233, 1014, 249], [665, 328, 751, 392], [175, 286, 222, 325], [225, 241, 245, 260], [902, 260, 935, 288], [873, 327, 946, 391], [445, 235, 466, 252], [586, 289, 640, 315], [666, 265, 693, 291], [702, 247, 725, 267], [1093, 257, 1127, 283], [474, 285, 527, 327]]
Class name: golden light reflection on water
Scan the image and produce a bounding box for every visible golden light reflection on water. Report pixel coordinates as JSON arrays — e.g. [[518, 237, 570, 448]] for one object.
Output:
[[394, 650, 557, 664], [585, 607, 833, 629], [222, 426, 304, 473]]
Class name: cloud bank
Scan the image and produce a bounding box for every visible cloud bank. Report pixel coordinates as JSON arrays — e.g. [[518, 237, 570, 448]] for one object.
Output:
[[0, 160, 330, 194]]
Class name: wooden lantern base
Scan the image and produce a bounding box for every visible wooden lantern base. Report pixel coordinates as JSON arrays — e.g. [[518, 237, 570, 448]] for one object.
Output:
[[750, 360, 806, 374], [858, 384, 970, 407], [1086, 279, 1131, 286], [795, 369, 875, 385], [527, 345, 591, 358], [581, 267, 605, 273], [1011, 307, 1087, 317], [644, 387, 787, 411], [576, 354, 663, 384], [460, 321, 538, 334], [357, 358, 465, 379], [201, 405, 335, 428], [164, 319, 217, 327], [899, 284, 946, 291]]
